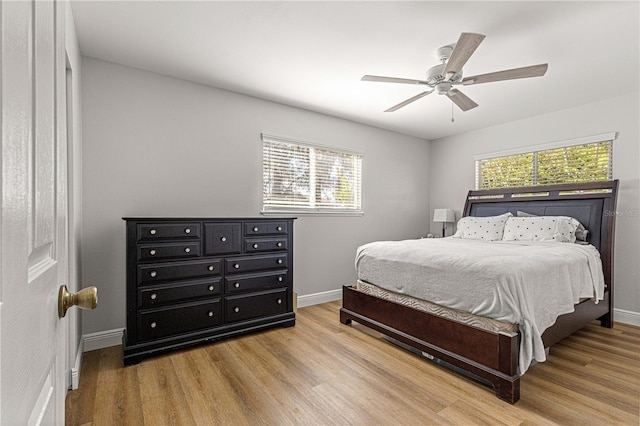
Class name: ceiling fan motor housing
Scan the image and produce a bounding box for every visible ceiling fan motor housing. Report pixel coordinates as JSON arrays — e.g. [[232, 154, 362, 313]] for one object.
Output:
[[426, 62, 462, 88]]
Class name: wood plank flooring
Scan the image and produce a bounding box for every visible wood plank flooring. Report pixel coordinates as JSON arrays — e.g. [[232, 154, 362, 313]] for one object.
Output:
[[66, 301, 640, 425]]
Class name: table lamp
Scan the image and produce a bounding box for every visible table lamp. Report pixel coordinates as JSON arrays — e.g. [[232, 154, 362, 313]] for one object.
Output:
[[433, 208, 455, 237]]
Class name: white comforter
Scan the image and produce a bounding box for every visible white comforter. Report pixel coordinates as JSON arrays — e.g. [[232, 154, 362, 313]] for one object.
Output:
[[355, 238, 605, 374]]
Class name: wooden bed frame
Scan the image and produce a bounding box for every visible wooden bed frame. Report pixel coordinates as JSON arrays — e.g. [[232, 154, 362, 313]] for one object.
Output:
[[340, 180, 619, 403]]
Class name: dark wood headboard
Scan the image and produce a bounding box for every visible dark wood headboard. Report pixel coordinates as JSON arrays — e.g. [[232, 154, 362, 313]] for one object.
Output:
[[462, 180, 619, 306]]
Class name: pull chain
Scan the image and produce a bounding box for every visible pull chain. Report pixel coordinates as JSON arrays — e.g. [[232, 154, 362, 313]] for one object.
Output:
[[451, 102, 455, 122]]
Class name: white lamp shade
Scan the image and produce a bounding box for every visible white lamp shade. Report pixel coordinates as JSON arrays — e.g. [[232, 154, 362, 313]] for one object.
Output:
[[433, 208, 455, 223]]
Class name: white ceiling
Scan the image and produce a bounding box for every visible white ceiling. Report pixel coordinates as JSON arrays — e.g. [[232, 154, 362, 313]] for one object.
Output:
[[70, 1, 639, 140]]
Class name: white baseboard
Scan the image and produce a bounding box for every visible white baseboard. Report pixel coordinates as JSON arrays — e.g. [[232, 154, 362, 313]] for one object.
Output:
[[614, 308, 640, 327], [297, 288, 342, 308], [71, 339, 84, 390], [83, 328, 124, 352]]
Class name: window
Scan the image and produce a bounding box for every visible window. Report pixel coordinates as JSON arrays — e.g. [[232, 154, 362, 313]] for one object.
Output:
[[262, 134, 362, 214], [475, 133, 614, 190]]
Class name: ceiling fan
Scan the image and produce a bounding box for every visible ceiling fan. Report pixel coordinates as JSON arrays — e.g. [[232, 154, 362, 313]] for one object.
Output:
[[362, 32, 548, 113]]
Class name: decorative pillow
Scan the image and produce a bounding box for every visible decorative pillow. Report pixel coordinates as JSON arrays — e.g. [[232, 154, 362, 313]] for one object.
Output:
[[516, 211, 588, 242], [575, 224, 589, 242], [503, 216, 581, 243], [453, 213, 512, 241]]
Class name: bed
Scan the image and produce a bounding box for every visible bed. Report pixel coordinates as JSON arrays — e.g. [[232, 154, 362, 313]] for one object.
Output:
[[340, 180, 618, 403]]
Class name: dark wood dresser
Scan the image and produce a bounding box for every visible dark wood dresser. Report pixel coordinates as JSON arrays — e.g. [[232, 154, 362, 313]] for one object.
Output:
[[122, 217, 295, 365]]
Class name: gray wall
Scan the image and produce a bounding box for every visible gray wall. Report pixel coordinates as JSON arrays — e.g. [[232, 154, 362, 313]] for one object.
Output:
[[429, 92, 640, 315], [81, 57, 430, 334], [82, 56, 638, 337]]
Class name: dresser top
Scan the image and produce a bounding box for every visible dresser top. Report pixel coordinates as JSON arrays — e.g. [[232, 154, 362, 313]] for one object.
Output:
[[123, 217, 297, 222]]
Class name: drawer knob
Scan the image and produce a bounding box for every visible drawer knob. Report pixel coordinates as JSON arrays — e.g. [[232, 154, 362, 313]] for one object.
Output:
[[208, 265, 214, 271], [208, 311, 214, 317], [253, 227, 259, 232], [150, 293, 157, 300], [234, 264, 240, 269], [277, 242, 283, 248], [277, 226, 282, 231], [149, 249, 156, 256], [208, 285, 214, 291], [234, 307, 240, 313], [184, 247, 191, 253], [150, 271, 157, 278], [253, 243, 258, 249], [150, 322, 157, 328], [150, 229, 156, 235], [234, 282, 240, 288], [221, 237, 227, 242], [277, 259, 283, 264], [278, 276, 283, 282], [185, 228, 191, 234], [277, 299, 282, 304]]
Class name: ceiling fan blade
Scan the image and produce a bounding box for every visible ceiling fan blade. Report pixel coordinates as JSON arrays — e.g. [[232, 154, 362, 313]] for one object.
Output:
[[442, 33, 485, 78], [362, 75, 429, 85], [462, 63, 548, 85], [384, 91, 433, 112], [446, 89, 478, 111]]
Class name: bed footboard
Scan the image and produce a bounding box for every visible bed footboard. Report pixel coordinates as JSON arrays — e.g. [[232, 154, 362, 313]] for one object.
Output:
[[340, 285, 520, 403]]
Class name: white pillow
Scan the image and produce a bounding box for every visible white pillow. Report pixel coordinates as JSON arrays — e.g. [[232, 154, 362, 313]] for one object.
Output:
[[516, 211, 588, 242], [453, 213, 513, 241], [503, 216, 580, 243]]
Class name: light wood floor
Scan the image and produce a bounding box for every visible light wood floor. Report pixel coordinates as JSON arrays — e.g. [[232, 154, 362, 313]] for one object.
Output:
[[66, 301, 640, 425]]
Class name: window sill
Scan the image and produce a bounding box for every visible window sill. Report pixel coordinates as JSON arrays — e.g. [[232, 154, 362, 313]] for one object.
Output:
[[261, 209, 364, 217]]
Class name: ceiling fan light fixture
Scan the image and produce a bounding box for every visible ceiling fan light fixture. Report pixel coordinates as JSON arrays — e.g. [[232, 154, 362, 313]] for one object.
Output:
[[436, 82, 452, 95]]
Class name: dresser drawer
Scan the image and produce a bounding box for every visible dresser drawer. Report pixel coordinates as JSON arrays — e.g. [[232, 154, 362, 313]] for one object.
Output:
[[245, 221, 288, 236], [138, 299, 222, 341], [138, 278, 221, 308], [137, 223, 200, 242], [225, 289, 288, 323], [204, 222, 241, 255], [244, 237, 288, 253], [137, 242, 201, 261], [138, 259, 221, 285], [225, 254, 288, 274], [225, 271, 288, 294]]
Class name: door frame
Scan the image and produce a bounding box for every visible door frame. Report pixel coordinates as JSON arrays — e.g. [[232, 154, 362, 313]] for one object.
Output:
[[66, 54, 81, 391], [64, 0, 84, 393]]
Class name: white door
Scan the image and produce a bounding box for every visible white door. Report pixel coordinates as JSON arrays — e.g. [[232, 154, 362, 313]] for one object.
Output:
[[1, 1, 68, 424]]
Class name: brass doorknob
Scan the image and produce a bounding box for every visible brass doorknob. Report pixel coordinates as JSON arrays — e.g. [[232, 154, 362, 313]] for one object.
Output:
[[58, 285, 98, 318]]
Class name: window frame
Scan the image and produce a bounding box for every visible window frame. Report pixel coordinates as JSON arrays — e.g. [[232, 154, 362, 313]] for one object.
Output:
[[261, 133, 364, 216], [474, 132, 615, 190]]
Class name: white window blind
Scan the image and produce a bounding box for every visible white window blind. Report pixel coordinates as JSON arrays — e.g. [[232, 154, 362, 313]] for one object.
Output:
[[475, 134, 614, 190], [262, 134, 362, 213]]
